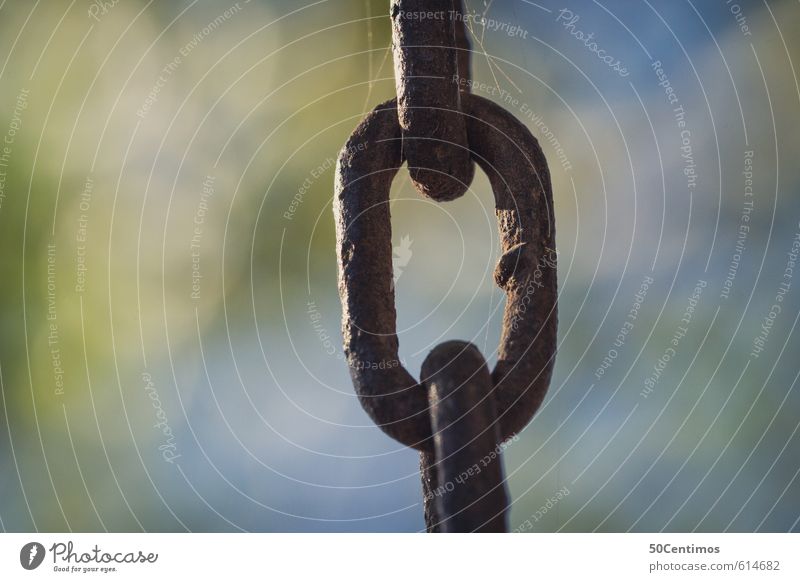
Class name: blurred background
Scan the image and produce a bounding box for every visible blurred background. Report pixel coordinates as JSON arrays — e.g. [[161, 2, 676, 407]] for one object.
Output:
[[0, 0, 798, 532]]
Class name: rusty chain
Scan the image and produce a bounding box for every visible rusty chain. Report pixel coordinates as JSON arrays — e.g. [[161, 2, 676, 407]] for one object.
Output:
[[333, 0, 557, 532]]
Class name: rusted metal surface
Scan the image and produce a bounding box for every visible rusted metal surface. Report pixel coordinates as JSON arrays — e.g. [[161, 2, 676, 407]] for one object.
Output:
[[334, 94, 557, 446], [332, 1, 557, 532], [420, 449, 441, 532], [423, 341, 509, 532], [390, 0, 474, 201]]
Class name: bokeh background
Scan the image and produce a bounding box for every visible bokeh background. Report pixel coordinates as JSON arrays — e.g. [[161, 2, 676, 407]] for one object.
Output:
[[1, 0, 799, 532]]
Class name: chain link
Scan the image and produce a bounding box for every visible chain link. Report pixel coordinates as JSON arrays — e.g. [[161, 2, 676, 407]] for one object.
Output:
[[333, 0, 557, 532], [391, 0, 474, 202]]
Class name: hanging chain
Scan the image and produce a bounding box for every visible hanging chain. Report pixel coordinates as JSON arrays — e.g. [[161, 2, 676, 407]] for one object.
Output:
[[333, 0, 558, 532]]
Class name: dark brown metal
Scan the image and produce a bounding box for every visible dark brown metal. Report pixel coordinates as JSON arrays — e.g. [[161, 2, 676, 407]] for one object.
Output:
[[390, 0, 474, 201], [332, 1, 557, 532], [423, 341, 509, 532], [420, 449, 441, 532], [334, 94, 557, 530], [334, 94, 557, 450], [334, 101, 433, 449], [451, 0, 471, 88]]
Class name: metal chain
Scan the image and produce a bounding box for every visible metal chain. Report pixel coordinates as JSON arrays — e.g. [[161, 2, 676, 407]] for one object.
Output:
[[333, 0, 558, 532]]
